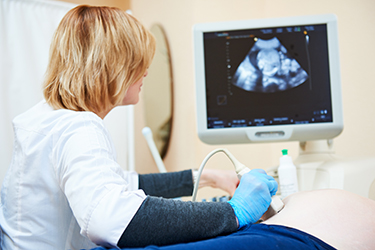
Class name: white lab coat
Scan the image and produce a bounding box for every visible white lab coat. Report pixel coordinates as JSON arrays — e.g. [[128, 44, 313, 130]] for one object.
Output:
[[0, 100, 146, 250]]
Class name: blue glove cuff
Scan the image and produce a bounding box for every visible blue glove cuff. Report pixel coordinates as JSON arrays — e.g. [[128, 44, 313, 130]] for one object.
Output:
[[228, 200, 251, 229]]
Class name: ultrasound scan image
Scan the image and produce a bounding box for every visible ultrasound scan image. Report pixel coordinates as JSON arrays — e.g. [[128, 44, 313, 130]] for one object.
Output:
[[232, 37, 308, 93]]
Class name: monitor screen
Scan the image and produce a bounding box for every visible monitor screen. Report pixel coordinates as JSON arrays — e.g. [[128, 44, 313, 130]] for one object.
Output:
[[193, 14, 343, 144]]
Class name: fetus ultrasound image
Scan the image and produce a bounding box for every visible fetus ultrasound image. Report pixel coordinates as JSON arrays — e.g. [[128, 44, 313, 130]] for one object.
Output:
[[202, 24, 332, 128], [232, 37, 308, 93]]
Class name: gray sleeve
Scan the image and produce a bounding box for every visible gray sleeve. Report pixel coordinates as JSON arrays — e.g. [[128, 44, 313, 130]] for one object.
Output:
[[138, 170, 194, 198], [117, 196, 238, 248]]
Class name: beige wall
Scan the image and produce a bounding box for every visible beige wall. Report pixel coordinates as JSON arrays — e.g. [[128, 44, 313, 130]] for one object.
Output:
[[59, 0, 130, 10], [131, 0, 375, 197]]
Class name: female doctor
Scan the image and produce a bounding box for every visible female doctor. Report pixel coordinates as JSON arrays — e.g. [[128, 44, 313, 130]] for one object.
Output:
[[0, 5, 278, 250]]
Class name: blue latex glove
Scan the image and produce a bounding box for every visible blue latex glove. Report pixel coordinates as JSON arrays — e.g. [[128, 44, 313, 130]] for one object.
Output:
[[228, 169, 278, 228]]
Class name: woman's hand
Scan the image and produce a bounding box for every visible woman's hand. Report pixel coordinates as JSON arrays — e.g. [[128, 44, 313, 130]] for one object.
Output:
[[228, 169, 278, 228], [197, 169, 240, 196]]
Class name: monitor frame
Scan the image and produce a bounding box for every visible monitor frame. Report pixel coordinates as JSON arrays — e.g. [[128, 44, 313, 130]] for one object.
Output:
[[193, 14, 343, 144]]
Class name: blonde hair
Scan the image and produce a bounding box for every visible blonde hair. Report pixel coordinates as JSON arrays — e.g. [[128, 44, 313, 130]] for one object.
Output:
[[43, 5, 156, 113]]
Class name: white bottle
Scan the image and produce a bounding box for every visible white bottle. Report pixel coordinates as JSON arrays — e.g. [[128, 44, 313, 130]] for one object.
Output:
[[278, 149, 299, 199]]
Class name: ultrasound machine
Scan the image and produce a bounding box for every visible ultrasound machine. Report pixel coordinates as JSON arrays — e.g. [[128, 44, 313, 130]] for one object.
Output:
[[193, 14, 375, 200]]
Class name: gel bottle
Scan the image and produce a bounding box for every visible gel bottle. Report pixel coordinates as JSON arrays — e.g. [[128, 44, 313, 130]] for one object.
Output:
[[278, 149, 299, 199]]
